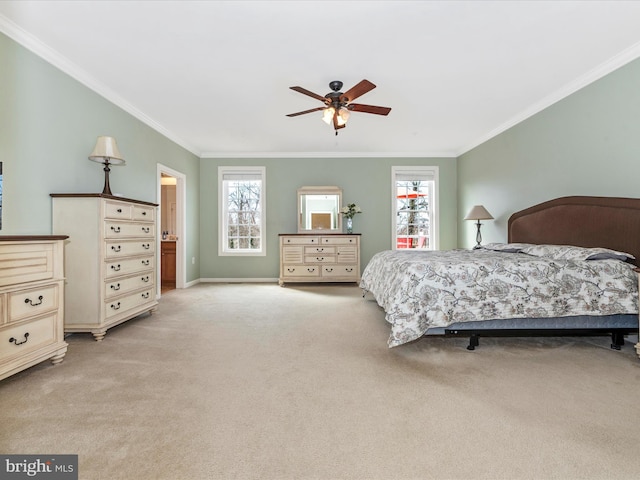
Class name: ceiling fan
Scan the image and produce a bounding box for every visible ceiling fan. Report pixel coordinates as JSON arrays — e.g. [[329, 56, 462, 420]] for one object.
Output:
[[286, 79, 391, 135]]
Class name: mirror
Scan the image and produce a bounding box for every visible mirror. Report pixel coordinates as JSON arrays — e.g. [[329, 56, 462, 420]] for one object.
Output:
[[297, 186, 342, 233]]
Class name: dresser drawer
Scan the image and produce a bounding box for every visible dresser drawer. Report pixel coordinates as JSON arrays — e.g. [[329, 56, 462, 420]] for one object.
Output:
[[304, 255, 336, 264], [132, 205, 155, 222], [8, 284, 58, 323], [105, 240, 154, 258], [304, 245, 336, 255], [105, 221, 155, 239], [321, 236, 358, 245], [0, 313, 57, 362], [105, 256, 154, 278], [322, 265, 358, 278], [282, 265, 320, 278], [281, 236, 320, 245], [104, 200, 133, 220], [104, 288, 155, 319], [0, 243, 54, 287], [105, 272, 154, 299]]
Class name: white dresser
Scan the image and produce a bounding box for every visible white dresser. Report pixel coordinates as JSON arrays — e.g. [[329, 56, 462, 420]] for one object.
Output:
[[51, 194, 158, 341], [0, 236, 68, 381], [279, 234, 360, 286]]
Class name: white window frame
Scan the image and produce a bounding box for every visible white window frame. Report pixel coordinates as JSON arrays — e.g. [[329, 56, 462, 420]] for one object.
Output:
[[218, 166, 266, 256], [391, 166, 439, 250]]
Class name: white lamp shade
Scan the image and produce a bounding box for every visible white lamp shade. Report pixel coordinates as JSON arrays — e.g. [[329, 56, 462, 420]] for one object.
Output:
[[88, 136, 125, 164], [321, 107, 335, 125], [337, 107, 350, 126], [464, 205, 494, 221]]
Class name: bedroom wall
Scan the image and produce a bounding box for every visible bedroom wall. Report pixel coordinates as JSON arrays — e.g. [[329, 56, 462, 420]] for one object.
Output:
[[0, 32, 202, 282], [457, 57, 640, 248], [199, 156, 457, 280]]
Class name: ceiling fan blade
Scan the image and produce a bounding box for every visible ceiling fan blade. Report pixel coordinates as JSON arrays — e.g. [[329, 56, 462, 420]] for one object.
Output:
[[347, 103, 392, 116], [290, 86, 327, 103], [340, 79, 376, 103], [286, 107, 325, 117]]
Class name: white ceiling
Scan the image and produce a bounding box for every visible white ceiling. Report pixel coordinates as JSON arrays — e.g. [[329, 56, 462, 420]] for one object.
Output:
[[2, 0, 640, 158]]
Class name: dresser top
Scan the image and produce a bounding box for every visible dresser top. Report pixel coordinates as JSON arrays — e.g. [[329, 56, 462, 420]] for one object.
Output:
[[278, 233, 361, 236], [0, 235, 69, 241], [50, 193, 158, 207]]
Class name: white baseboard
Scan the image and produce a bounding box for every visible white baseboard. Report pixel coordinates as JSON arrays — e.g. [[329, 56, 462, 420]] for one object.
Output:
[[198, 278, 279, 284]]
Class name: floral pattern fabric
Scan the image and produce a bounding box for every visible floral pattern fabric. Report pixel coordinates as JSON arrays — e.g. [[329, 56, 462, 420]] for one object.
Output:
[[360, 249, 638, 347]]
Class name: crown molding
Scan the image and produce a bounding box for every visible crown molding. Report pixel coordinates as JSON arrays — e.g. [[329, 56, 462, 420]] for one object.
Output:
[[0, 14, 200, 157], [200, 151, 457, 159], [458, 40, 640, 157]]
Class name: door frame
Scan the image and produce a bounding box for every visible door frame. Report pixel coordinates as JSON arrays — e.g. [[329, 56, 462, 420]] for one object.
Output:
[[157, 163, 187, 294]]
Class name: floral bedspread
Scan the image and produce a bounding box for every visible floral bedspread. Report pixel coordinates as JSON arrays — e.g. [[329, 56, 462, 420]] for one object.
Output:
[[360, 249, 638, 347]]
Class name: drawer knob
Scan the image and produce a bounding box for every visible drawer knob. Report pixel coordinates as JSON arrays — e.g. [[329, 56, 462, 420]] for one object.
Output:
[[110, 302, 121, 311], [316, 257, 324, 261], [111, 245, 122, 252], [111, 264, 121, 271], [142, 227, 150, 233], [307, 268, 314, 272], [110, 283, 121, 291], [142, 260, 150, 266], [141, 276, 150, 282], [141, 292, 150, 299], [142, 243, 150, 249], [24, 295, 43, 306], [117, 208, 122, 213], [346, 268, 353, 272], [111, 226, 121, 233], [287, 268, 295, 272], [142, 211, 147, 216], [9, 332, 29, 346], [326, 268, 333, 272]]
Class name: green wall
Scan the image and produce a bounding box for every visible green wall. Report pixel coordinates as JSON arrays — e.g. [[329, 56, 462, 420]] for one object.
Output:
[[200, 156, 457, 279], [0, 32, 201, 282], [458, 58, 640, 249]]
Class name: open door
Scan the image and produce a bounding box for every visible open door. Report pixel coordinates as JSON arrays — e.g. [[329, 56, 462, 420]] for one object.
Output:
[[157, 164, 186, 296]]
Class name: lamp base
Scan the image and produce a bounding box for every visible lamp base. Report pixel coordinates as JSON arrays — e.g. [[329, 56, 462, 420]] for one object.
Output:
[[474, 220, 483, 248], [101, 162, 113, 196]]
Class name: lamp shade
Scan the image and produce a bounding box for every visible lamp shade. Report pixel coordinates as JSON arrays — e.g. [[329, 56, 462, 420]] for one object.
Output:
[[464, 205, 494, 221], [88, 136, 125, 165]]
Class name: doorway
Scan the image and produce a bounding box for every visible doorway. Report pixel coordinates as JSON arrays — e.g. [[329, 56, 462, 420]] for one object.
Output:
[[157, 164, 186, 296]]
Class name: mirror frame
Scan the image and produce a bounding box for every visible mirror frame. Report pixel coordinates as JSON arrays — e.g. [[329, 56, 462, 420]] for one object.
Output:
[[297, 186, 342, 233]]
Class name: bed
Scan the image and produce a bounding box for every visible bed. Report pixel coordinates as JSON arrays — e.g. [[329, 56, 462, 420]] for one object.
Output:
[[361, 196, 640, 352]]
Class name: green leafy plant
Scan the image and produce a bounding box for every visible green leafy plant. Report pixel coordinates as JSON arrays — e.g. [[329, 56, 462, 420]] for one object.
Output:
[[341, 203, 362, 219]]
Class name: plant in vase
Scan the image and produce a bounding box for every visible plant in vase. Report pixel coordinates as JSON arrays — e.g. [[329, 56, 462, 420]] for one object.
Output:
[[340, 203, 362, 234]]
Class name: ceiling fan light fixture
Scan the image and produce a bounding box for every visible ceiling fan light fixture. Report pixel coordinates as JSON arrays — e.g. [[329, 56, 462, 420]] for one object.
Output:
[[337, 107, 350, 126], [321, 107, 335, 125], [289, 79, 391, 133]]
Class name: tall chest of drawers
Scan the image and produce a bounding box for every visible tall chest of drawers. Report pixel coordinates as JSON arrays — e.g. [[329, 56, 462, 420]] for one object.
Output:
[[0, 236, 68, 381], [51, 194, 159, 341], [279, 234, 360, 286]]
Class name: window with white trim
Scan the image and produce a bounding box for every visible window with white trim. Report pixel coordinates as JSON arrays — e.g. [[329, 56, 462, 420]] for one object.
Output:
[[392, 166, 438, 250], [218, 166, 266, 256]]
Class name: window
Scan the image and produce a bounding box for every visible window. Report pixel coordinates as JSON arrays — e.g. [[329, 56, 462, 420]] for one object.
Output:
[[392, 166, 438, 250], [218, 166, 266, 256]]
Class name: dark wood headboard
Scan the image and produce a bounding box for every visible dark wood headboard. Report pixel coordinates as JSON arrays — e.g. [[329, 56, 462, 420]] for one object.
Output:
[[508, 196, 640, 266]]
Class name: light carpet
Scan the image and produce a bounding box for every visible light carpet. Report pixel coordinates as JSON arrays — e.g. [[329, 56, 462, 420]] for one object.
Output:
[[1, 283, 639, 480]]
